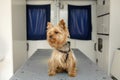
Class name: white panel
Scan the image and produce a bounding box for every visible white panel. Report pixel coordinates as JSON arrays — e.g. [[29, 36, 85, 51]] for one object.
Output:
[[109, 0, 120, 75], [97, 15, 109, 34], [76, 40, 96, 62], [0, 0, 13, 80], [97, 0, 110, 16], [96, 35, 109, 72], [27, 40, 51, 58], [97, 17, 103, 33], [103, 15, 109, 34], [103, 0, 110, 14], [111, 50, 120, 80], [12, 0, 27, 72]]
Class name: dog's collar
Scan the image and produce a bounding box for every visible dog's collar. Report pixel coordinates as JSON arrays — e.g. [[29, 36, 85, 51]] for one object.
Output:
[[57, 49, 70, 62], [57, 41, 71, 62], [57, 41, 71, 54], [57, 48, 71, 54]]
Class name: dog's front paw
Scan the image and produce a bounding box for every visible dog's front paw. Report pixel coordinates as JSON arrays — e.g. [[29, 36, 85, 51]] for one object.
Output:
[[68, 72, 76, 77], [48, 71, 56, 76]]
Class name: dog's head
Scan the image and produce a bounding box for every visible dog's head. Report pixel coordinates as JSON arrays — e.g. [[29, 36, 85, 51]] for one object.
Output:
[[47, 19, 69, 49]]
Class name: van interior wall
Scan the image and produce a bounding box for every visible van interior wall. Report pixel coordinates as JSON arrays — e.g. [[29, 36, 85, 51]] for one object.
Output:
[[109, 0, 120, 74], [27, 0, 97, 62], [0, 0, 13, 80]]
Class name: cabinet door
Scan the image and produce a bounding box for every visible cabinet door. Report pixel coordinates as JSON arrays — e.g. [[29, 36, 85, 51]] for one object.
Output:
[[96, 35, 109, 72], [96, 36, 104, 70], [97, 17, 103, 33], [97, 15, 109, 34], [103, 15, 109, 34], [102, 36, 109, 72], [97, 0, 110, 16], [103, 0, 110, 14]]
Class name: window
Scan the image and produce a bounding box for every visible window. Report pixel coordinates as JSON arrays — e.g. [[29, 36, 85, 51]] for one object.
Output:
[[27, 5, 50, 40], [68, 5, 92, 40]]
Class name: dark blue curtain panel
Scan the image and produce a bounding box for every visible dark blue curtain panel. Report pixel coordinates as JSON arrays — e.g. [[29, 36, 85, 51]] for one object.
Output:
[[27, 5, 50, 40], [68, 5, 92, 40]]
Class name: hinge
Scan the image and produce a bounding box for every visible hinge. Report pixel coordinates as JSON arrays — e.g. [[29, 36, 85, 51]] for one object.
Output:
[[27, 43, 29, 51], [94, 43, 97, 51], [96, 58, 98, 64], [103, 0, 105, 5]]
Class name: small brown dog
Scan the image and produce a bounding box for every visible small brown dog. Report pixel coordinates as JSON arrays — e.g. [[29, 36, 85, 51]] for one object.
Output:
[[47, 19, 77, 77]]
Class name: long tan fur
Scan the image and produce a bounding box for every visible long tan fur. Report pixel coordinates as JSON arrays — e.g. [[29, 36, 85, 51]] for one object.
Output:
[[47, 19, 77, 77]]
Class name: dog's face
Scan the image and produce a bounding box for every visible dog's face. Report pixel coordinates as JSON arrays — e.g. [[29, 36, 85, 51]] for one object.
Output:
[[47, 19, 69, 49]]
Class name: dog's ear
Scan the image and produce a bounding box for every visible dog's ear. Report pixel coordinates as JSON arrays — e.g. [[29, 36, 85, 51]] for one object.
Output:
[[58, 19, 66, 30], [47, 22, 53, 29]]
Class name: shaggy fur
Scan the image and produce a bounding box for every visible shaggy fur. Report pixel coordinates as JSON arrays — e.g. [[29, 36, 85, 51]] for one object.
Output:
[[47, 19, 77, 77]]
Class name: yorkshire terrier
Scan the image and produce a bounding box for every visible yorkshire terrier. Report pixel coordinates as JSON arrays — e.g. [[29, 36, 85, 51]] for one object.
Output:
[[47, 19, 77, 77]]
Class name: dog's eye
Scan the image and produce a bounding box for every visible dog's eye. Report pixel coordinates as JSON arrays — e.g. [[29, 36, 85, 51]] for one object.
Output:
[[55, 31, 59, 34]]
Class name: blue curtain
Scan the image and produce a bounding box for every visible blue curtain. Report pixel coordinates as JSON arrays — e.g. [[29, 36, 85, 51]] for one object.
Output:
[[68, 5, 92, 40], [27, 5, 50, 40]]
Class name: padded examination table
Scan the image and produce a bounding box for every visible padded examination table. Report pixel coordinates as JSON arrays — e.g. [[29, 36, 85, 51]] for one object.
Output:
[[10, 49, 112, 80]]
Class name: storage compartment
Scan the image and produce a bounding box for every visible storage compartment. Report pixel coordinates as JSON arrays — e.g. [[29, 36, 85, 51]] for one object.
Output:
[[97, 0, 110, 16], [97, 15, 109, 34]]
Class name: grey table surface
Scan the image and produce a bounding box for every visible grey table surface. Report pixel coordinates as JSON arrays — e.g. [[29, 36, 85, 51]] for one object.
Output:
[[10, 49, 112, 80]]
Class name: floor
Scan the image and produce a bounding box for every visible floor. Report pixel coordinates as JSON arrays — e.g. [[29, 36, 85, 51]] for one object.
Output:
[[10, 49, 112, 80]]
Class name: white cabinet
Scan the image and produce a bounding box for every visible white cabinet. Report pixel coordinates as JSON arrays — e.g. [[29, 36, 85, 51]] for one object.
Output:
[[96, 0, 110, 74], [97, 15, 110, 34], [97, 0, 110, 16], [97, 0, 120, 76]]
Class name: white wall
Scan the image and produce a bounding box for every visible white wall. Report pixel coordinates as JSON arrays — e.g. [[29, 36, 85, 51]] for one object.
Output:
[[0, 0, 13, 80], [0, 0, 27, 79], [109, 0, 120, 74], [27, 0, 97, 62], [12, 0, 27, 72]]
